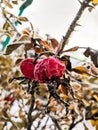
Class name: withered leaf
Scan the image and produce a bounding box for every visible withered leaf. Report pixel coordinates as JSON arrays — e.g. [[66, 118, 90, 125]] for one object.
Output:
[[50, 38, 59, 49], [5, 43, 22, 55], [62, 46, 79, 53], [24, 43, 32, 51], [72, 66, 98, 78], [22, 29, 30, 35], [38, 40, 52, 51], [59, 85, 68, 95], [15, 58, 23, 65], [18, 35, 29, 41], [3, 22, 10, 30], [49, 106, 57, 112], [71, 66, 89, 74], [3, 0, 13, 8], [34, 46, 44, 54], [12, 0, 18, 4], [17, 17, 28, 22], [6, 32, 14, 37]]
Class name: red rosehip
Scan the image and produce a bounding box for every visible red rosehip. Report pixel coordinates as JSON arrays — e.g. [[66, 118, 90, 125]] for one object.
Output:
[[34, 57, 66, 83], [20, 58, 36, 80], [4, 96, 16, 102]]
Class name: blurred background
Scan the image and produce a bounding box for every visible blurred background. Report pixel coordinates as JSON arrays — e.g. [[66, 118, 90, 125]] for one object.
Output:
[[21, 0, 98, 49]]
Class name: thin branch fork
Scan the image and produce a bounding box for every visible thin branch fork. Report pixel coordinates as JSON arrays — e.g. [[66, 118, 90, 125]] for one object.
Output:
[[27, 81, 37, 130], [49, 115, 62, 130], [58, 0, 91, 55]]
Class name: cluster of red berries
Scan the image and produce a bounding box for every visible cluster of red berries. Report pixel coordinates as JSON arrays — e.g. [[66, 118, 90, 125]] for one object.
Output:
[[20, 57, 66, 83]]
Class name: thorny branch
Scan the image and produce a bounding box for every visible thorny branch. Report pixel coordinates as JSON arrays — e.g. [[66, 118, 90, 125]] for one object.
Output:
[[58, 0, 91, 55]]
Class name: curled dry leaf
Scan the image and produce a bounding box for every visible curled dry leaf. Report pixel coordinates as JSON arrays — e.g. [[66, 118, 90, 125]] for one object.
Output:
[[24, 43, 32, 51], [62, 46, 79, 53], [34, 46, 44, 54], [5, 43, 22, 55], [71, 66, 90, 75], [12, 0, 18, 5], [3, 22, 10, 30], [3, 0, 13, 8], [49, 38, 59, 49], [17, 17, 28, 22]]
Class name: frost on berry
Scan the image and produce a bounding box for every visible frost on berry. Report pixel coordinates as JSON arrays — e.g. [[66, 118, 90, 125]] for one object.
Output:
[[34, 57, 66, 83], [20, 58, 36, 80]]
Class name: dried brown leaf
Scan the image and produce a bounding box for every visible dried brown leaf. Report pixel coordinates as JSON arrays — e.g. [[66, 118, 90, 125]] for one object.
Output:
[[12, 0, 18, 4], [71, 66, 89, 74], [3, 22, 10, 30], [38, 40, 52, 51], [15, 58, 23, 65], [18, 35, 29, 41], [62, 46, 79, 53], [22, 30, 30, 35], [3, 0, 13, 8], [5, 43, 22, 55], [34, 46, 44, 54], [49, 106, 57, 112], [50, 38, 59, 49], [6, 32, 14, 37], [18, 17, 28, 22], [24, 43, 32, 51]]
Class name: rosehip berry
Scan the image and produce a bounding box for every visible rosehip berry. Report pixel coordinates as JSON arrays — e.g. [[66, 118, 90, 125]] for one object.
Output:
[[20, 58, 36, 80], [34, 57, 66, 83]]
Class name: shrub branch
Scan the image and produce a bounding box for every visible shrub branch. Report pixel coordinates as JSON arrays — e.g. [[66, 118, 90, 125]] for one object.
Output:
[[58, 0, 91, 55]]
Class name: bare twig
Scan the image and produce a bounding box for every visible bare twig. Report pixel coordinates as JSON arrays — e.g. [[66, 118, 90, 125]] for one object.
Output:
[[58, 0, 91, 55], [50, 115, 62, 130], [27, 81, 37, 130], [68, 118, 83, 130], [35, 114, 45, 130], [41, 117, 49, 129]]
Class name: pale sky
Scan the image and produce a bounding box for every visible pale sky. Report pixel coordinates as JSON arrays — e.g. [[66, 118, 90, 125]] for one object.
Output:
[[1, 0, 98, 50], [19, 0, 98, 50]]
